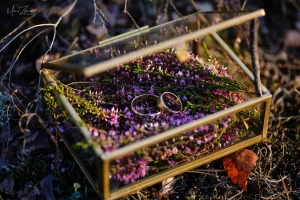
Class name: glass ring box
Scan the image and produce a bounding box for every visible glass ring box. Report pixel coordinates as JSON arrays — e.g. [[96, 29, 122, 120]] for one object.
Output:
[[41, 9, 271, 200]]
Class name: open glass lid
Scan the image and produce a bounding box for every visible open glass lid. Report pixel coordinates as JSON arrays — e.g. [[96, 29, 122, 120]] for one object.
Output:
[[42, 10, 265, 77]]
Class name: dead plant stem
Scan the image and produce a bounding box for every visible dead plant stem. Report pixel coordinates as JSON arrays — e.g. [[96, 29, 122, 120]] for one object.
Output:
[[250, 18, 262, 96]]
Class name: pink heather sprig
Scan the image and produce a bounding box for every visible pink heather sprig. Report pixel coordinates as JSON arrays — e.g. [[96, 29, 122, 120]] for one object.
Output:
[[112, 157, 151, 184]]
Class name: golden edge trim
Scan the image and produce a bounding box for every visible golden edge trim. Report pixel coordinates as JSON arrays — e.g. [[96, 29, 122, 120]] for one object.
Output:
[[43, 26, 149, 67], [82, 9, 265, 77], [108, 135, 262, 200], [44, 10, 234, 67], [101, 94, 270, 161], [42, 69, 104, 156], [42, 69, 101, 195], [262, 96, 272, 139], [210, 32, 270, 95], [98, 26, 149, 45], [99, 159, 110, 200]]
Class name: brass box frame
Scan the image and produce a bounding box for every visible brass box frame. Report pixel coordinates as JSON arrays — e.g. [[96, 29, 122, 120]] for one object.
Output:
[[41, 9, 271, 200]]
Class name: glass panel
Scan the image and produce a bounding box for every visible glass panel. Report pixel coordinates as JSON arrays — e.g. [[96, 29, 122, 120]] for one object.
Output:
[[44, 37, 263, 191], [108, 103, 263, 191], [41, 86, 99, 185], [199, 30, 257, 99], [53, 36, 259, 149], [44, 11, 256, 74]]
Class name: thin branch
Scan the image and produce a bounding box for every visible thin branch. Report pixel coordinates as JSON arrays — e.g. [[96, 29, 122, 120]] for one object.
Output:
[[186, 171, 218, 176], [281, 176, 290, 200], [190, 0, 197, 10], [66, 36, 79, 53], [169, 0, 183, 17], [93, 0, 98, 23], [164, 0, 169, 21], [241, 0, 248, 10], [0, 24, 55, 53], [0, 13, 38, 44], [261, 194, 281, 199], [265, 176, 287, 183], [35, 0, 79, 112], [1, 29, 49, 87], [124, 0, 139, 29], [228, 190, 244, 200], [93, 0, 108, 34], [97, 5, 108, 22], [250, 18, 262, 96], [96, 12, 108, 35], [56, 0, 78, 25], [1, 0, 78, 54]]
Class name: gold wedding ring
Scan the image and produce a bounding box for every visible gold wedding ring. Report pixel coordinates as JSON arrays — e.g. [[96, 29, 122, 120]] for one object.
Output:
[[131, 92, 182, 117]]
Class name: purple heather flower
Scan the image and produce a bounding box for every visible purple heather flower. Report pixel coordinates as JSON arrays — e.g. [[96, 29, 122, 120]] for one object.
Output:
[[109, 129, 116, 137], [210, 108, 217, 113], [48, 127, 54, 133], [108, 112, 120, 127], [168, 159, 176, 167], [180, 79, 186, 85], [204, 126, 209, 132], [127, 94, 133, 100], [176, 71, 183, 76], [149, 85, 155, 94], [61, 168, 66, 173], [58, 125, 64, 133], [121, 71, 130, 77], [172, 147, 178, 154], [72, 49, 253, 184], [199, 126, 204, 132], [185, 146, 191, 153], [182, 96, 188, 101]]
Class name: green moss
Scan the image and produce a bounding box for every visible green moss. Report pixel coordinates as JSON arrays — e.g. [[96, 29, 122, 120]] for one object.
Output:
[[41, 75, 107, 123]]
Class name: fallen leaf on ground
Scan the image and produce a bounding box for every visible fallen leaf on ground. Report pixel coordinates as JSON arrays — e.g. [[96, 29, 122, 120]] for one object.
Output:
[[223, 149, 258, 191]]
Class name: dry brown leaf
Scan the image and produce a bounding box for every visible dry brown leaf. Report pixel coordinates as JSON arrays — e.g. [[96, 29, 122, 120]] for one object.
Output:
[[223, 149, 258, 191]]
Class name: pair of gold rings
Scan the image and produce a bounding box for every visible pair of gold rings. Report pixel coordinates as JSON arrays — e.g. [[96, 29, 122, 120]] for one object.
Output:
[[131, 92, 182, 117]]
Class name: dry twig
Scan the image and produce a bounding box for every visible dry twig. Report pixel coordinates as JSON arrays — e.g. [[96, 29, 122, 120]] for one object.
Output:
[[250, 18, 262, 96], [281, 176, 290, 200], [124, 0, 139, 29], [92, 0, 108, 35]]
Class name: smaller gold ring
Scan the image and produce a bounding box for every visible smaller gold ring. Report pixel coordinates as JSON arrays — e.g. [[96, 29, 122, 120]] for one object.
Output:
[[158, 92, 182, 114]]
